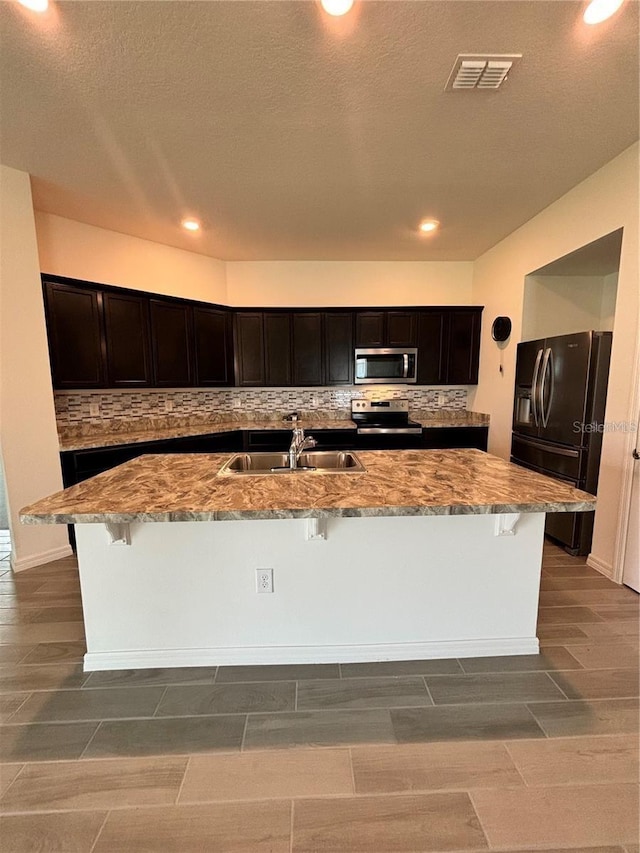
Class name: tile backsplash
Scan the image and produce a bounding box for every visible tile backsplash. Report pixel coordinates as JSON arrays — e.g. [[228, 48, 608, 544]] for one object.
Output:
[[54, 386, 467, 427]]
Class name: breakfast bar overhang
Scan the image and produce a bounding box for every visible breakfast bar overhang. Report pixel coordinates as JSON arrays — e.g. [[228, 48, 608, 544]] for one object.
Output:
[[20, 449, 596, 672]]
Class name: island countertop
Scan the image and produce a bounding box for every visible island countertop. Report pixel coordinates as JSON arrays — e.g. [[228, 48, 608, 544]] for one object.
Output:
[[20, 449, 595, 524]]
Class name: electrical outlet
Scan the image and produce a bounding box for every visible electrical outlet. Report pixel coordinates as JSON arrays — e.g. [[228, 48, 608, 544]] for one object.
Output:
[[256, 568, 274, 593], [165, 400, 174, 412], [89, 402, 100, 417]]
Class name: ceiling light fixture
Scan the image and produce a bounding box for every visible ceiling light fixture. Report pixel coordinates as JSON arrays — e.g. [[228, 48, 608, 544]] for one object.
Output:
[[419, 220, 440, 234], [17, 0, 49, 11], [583, 0, 624, 24], [320, 0, 354, 17], [181, 218, 201, 232]]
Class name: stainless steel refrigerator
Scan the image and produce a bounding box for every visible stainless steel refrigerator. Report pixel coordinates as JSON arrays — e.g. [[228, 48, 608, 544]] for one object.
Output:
[[511, 331, 612, 555]]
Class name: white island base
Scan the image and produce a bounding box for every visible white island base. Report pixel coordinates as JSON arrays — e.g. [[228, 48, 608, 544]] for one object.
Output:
[[76, 512, 545, 672]]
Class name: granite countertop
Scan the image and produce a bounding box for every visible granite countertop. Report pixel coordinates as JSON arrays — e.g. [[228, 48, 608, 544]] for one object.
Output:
[[58, 411, 490, 452], [21, 448, 595, 524]]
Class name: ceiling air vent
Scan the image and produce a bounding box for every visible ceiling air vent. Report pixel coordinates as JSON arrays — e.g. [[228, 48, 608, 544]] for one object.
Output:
[[445, 54, 522, 92]]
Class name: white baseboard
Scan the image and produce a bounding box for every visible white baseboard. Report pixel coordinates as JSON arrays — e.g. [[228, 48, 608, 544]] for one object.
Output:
[[84, 637, 540, 672], [586, 553, 614, 579], [12, 544, 74, 573]]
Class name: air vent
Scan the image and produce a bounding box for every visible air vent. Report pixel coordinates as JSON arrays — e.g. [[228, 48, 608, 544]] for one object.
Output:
[[445, 54, 522, 91]]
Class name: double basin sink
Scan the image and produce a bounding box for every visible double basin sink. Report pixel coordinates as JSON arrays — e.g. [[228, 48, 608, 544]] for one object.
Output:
[[218, 450, 365, 476]]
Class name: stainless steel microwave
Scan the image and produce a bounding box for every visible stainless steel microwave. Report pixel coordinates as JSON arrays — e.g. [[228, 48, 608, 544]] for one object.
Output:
[[354, 348, 418, 384]]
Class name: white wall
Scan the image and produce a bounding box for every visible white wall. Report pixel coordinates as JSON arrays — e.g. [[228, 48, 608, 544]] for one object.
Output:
[[522, 274, 617, 341], [226, 260, 473, 307], [470, 142, 639, 577], [35, 212, 227, 303], [0, 167, 72, 570]]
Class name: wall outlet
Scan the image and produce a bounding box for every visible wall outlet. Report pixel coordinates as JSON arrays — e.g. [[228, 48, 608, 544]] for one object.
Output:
[[89, 402, 100, 417], [256, 568, 274, 594], [165, 400, 174, 412]]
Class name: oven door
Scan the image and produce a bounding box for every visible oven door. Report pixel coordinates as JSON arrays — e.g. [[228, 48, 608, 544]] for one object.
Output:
[[354, 348, 417, 384]]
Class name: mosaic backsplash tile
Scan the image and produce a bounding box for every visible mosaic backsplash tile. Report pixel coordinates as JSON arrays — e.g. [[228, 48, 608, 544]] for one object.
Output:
[[55, 386, 467, 427]]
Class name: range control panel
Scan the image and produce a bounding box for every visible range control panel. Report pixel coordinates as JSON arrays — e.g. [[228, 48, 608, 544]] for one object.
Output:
[[351, 399, 409, 414]]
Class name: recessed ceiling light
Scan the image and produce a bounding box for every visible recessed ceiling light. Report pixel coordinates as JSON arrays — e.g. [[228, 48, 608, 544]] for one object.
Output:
[[419, 220, 440, 234], [320, 0, 354, 17], [182, 219, 200, 232], [583, 0, 624, 24], [17, 0, 49, 11]]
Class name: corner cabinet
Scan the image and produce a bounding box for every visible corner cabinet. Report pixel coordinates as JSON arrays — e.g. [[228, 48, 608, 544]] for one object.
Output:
[[193, 306, 234, 387]]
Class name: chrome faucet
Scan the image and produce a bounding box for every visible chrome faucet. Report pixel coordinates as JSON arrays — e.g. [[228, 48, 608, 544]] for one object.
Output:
[[289, 427, 317, 469]]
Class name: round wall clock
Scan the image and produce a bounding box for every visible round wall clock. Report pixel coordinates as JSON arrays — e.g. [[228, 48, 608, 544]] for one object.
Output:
[[491, 316, 512, 342]]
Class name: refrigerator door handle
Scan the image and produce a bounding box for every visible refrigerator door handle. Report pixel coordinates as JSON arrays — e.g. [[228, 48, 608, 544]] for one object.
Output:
[[540, 347, 554, 428], [531, 348, 544, 427]]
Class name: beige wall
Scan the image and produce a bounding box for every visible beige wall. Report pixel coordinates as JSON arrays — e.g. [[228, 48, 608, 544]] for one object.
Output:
[[226, 260, 473, 307], [522, 274, 617, 341], [470, 142, 639, 576], [0, 167, 71, 570], [35, 211, 227, 303]]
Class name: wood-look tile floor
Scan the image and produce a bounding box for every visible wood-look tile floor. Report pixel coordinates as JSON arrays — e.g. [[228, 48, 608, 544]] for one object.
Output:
[[0, 540, 638, 852]]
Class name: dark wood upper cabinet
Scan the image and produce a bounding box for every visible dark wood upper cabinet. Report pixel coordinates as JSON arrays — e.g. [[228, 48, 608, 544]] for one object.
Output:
[[103, 292, 152, 387], [43, 281, 105, 388], [387, 311, 417, 347], [264, 313, 292, 386], [292, 313, 324, 386], [193, 306, 233, 386], [417, 311, 446, 384], [355, 311, 385, 347], [149, 300, 192, 386], [42, 276, 483, 389], [446, 309, 482, 384], [234, 312, 265, 386], [324, 312, 353, 385]]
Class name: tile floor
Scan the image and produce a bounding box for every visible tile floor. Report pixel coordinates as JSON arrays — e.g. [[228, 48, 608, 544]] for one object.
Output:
[[0, 539, 637, 851]]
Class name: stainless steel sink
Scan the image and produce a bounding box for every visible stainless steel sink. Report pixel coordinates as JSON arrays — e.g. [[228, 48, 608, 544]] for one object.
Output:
[[218, 450, 366, 475]]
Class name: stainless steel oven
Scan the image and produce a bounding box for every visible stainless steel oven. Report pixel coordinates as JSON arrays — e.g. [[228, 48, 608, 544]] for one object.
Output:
[[354, 348, 418, 384]]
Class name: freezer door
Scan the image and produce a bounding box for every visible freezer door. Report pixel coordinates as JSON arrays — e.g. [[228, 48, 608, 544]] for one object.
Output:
[[540, 332, 593, 447], [513, 339, 544, 438], [511, 434, 583, 481]]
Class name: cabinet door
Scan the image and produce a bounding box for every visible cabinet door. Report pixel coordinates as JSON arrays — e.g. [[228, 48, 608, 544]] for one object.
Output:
[[193, 306, 233, 386], [292, 313, 324, 386], [234, 312, 265, 386], [446, 310, 482, 385], [43, 281, 105, 388], [417, 311, 446, 384], [324, 312, 353, 385], [149, 300, 193, 386], [387, 311, 417, 347], [103, 292, 152, 387], [264, 313, 292, 386], [355, 311, 385, 347]]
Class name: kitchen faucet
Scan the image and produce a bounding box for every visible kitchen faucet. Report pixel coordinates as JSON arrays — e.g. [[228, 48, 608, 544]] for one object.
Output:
[[289, 427, 317, 469]]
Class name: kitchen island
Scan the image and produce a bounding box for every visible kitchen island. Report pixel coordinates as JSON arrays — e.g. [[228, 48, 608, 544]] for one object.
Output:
[[20, 449, 595, 671]]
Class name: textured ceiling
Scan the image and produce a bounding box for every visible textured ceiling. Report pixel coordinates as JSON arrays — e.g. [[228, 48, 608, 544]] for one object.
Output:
[[0, 1, 638, 261]]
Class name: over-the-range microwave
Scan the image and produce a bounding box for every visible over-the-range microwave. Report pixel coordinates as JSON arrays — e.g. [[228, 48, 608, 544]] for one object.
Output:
[[354, 347, 418, 384]]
